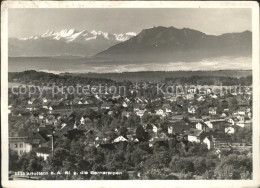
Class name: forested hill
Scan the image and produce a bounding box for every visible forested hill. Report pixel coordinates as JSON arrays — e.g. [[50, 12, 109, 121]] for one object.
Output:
[[67, 70, 252, 83], [8, 70, 114, 85], [8, 70, 252, 86]]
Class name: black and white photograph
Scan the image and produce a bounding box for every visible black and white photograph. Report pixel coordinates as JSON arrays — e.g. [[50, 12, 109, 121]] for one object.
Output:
[[1, 1, 260, 188]]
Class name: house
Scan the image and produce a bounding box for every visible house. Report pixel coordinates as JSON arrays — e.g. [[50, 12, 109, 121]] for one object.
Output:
[[204, 120, 227, 132], [187, 129, 205, 143], [197, 96, 205, 102], [112, 136, 128, 143], [55, 123, 71, 137], [168, 120, 192, 135], [236, 115, 245, 122], [42, 101, 50, 109], [247, 112, 252, 119], [168, 115, 183, 122], [210, 94, 218, 99], [209, 107, 217, 115], [112, 94, 121, 100], [189, 117, 202, 123], [244, 119, 252, 129], [80, 117, 85, 124], [187, 87, 196, 93], [156, 109, 166, 117], [186, 93, 195, 100], [8, 105, 12, 114], [149, 137, 168, 147], [133, 104, 146, 112], [28, 131, 50, 148], [42, 97, 48, 103], [136, 109, 146, 117], [188, 106, 197, 114], [26, 104, 39, 111], [203, 136, 214, 150], [101, 102, 113, 110], [165, 96, 177, 102], [108, 111, 114, 116], [227, 117, 238, 126], [236, 118, 252, 128], [221, 112, 229, 118], [35, 147, 52, 160], [146, 124, 158, 133], [39, 113, 45, 120], [9, 132, 32, 156], [135, 98, 144, 104], [121, 111, 131, 118], [72, 98, 82, 105], [162, 103, 172, 113], [203, 133, 232, 150], [237, 107, 250, 116], [48, 100, 62, 112], [145, 124, 153, 132], [206, 88, 212, 94], [195, 122, 209, 132], [28, 98, 40, 105], [122, 102, 128, 108], [225, 126, 235, 134], [124, 97, 131, 103], [28, 114, 39, 123]]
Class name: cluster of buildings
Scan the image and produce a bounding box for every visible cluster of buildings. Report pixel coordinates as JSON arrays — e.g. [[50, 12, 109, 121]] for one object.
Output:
[[8, 82, 252, 160]]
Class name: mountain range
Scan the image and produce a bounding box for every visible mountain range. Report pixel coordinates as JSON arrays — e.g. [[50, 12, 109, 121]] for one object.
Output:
[[9, 26, 252, 63], [9, 29, 136, 57], [96, 26, 252, 62]]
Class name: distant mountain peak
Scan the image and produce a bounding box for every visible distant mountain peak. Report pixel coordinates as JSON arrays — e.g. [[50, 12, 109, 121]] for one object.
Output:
[[17, 29, 136, 43], [9, 29, 137, 57]]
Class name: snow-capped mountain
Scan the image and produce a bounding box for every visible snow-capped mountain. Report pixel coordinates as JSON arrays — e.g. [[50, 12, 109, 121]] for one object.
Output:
[[9, 29, 136, 57]]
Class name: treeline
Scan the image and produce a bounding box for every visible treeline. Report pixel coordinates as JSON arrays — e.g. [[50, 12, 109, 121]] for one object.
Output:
[[76, 70, 252, 82], [8, 70, 114, 86], [9, 130, 252, 180], [8, 70, 252, 86], [165, 76, 252, 86]]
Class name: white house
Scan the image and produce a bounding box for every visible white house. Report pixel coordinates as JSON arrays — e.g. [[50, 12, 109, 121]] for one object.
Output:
[[122, 102, 128, 108], [152, 124, 158, 133], [237, 107, 249, 116], [156, 109, 166, 116], [80, 117, 85, 124], [35, 147, 52, 160], [188, 129, 204, 143], [136, 109, 146, 117], [203, 136, 213, 150], [197, 96, 205, 102], [112, 136, 128, 143], [227, 118, 236, 126], [209, 107, 217, 115], [9, 137, 32, 156], [204, 121, 213, 129], [225, 127, 235, 134], [188, 106, 197, 114], [195, 122, 209, 131], [210, 94, 218, 99]]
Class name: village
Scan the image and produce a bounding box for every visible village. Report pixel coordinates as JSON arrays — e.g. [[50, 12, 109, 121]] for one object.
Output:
[[8, 71, 253, 179]]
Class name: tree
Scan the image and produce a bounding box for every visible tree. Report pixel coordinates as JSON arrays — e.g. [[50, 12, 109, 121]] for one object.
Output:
[[193, 157, 207, 175], [136, 125, 147, 142], [214, 154, 252, 179], [170, 156, 195, 173], [9, 149, 19, 171], [17, 151, 44, 173]]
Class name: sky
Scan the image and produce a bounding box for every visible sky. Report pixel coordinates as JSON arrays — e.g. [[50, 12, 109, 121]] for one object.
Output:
[[9, 8, 251, 38]]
